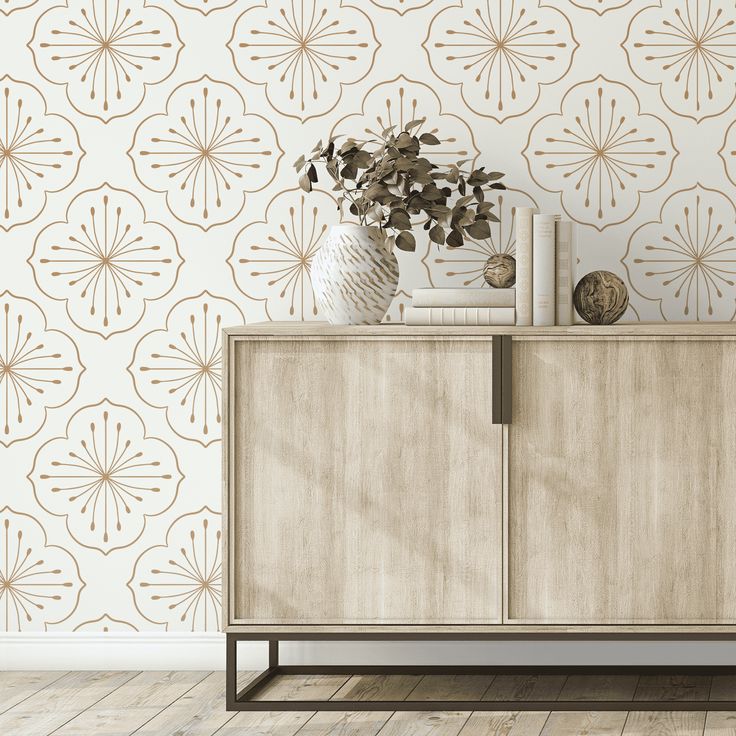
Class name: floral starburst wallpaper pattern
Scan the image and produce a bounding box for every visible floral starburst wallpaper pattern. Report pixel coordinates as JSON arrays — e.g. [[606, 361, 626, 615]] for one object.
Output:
[[0, 0, 732, 631]]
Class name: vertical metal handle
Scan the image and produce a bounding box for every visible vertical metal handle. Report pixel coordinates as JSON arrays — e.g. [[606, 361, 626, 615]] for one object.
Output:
[[492, 335, 512, 425]]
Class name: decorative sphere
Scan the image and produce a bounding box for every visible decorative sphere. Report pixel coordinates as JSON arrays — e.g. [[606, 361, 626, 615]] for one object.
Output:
[[483, 254, 516, 288], [573, 270, 629, 325]]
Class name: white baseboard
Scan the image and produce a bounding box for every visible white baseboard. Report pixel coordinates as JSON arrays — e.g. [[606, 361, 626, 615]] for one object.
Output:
[[0, 633, 227, 670], [5, 634, 736, 670]]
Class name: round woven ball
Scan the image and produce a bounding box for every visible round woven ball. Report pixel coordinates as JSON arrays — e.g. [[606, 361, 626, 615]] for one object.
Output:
[[483, 253, 516, 288], [573, 270, 629, 325]]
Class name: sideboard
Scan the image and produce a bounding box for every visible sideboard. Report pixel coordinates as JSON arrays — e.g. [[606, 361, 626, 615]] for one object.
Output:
[[222, 322, 736, 710]]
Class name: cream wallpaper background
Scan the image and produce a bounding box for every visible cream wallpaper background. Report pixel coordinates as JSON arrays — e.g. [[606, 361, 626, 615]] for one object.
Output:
[[0, 0, 734, 633]]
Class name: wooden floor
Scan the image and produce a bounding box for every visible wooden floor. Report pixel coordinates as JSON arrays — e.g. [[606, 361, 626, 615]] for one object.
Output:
[[2, 671, 736, 736]]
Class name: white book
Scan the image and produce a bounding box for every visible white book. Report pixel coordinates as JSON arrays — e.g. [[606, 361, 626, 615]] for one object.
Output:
[[514, 206, 534, 326], [404, 306, 515, 326], [412, 287, 515, 308], [532, 214, 556, 326], [555, 220, 573, 326]]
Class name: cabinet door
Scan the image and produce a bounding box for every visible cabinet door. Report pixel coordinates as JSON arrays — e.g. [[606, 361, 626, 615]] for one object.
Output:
[[229, 337, 502, 625], [507, 337, 736, 624]]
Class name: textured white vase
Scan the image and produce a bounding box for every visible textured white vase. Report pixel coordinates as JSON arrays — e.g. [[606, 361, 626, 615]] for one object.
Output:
[[312, 224, 399, 325]]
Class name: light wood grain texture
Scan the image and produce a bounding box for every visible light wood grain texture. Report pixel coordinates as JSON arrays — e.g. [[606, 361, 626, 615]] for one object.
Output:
[[459, 711, 551, 736], [407, 675, 494, 701], [225, 322, 736, 337], [225, 624, 736, 633], [508, 338, 736, 624], [709, 676, 736, 701], [482, 676, 567, 702], [132, 672, 256, 736], [52, 670, 208, 735], [331, 675, 422, 701], [558, 677, 639, 702], [229, 337, 502, 625], [253, 674, 350, 701], [295, 710, 391, 735], [622, 711, 705, 736], [214, 710, 315, 735], [705, 712, 736, 736], [378, 710, 472, 736], [633, 676, 711, 702], [541, 711, 628, 736], [0, 671, 66, 715], [0, 671, 137, 734]]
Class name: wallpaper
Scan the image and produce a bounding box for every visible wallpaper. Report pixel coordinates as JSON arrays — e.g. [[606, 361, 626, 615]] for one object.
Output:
[[0, 0, 734, 633]]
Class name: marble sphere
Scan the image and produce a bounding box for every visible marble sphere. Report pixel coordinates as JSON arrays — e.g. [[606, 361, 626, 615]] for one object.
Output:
[[483, 254, 516, 288], [573, 270, 629, 325]]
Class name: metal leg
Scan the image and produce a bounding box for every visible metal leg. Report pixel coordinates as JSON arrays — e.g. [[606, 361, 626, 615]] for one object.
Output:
[[224, 635, 736, 712]]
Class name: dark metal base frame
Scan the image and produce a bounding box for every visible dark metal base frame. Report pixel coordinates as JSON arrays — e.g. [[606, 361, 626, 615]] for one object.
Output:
[[226, 633, 736, 711]]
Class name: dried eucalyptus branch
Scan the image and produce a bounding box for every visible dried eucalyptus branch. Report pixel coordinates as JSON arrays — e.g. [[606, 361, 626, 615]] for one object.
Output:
[[294, 122, 506, 252]]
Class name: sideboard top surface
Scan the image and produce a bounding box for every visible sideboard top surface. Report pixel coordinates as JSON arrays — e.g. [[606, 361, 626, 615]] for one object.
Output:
[[224, 321, 736, 338]]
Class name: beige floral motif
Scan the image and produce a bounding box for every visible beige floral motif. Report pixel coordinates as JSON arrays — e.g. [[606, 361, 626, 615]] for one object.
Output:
[[624, 0, 736, 122], [331, 75, 480, 166], [129, 292, 244, 446], [369, 0, 436, 14], [73, 614, 137, 631], [421, 188, 538, 287], [523, 76, 677, 230], [152, 0, 237, 16], [623, 184, 736, 321], [569, 0, 632, 14], [30, 399, 183, 554], [0, 292, 84, 448], [228, 188, 341, 321], [0, 77, 83, 231], [228, 1, 380, 122], [29, 0, 183, 123], [30, 184, 182, 339], [128, 506, 221, 631], [720, 119, 736, 187], [129, 76, 283, 230], [423, 0, 578, 122], [2, 0, 38, 15], [1, 507, 84, 631]]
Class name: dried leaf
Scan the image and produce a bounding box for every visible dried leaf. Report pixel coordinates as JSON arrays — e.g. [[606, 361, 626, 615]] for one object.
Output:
[[429, 224, 445, 245], [395, 231, 416, 252]]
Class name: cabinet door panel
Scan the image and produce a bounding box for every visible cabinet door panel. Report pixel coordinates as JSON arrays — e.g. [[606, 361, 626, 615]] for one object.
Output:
[[231, 337, 502, 625], [508, 338, 736, 624]]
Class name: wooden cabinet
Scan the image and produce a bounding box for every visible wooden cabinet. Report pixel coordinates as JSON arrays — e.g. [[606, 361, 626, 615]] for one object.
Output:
[[507, 336, 736, 625], [225, 333, 503, 627], [223, 324, 736, 634]]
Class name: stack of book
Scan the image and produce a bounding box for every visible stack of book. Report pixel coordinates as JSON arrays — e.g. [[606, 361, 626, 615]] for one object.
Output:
[[404, 208, 575, 326]]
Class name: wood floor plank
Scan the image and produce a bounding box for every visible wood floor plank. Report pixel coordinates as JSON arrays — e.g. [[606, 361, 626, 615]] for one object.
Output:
[[541, 712, 628, 736], [705, 711, 736, 736], [708, 676, 736, 701], [622, 712, 705, 736], [0, 671, 137, 735], [294, 710, 391, 735], [633, 676, 711, 702], [558, 676, 639, 702], [52, 670, 208, 735], [0, 671, 67, 715], [483, 676, 567, 702], [253, 674, 350, 702], [213, 710, 314, 735], [131, 671, 256, 736], [331, 675, 422, 702], [378, 711, 472, 736], [458, 711, 550, 736], [407, 675, 494, 702]]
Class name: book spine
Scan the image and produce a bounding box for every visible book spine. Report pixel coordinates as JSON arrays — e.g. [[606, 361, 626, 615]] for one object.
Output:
[[404, 306, 516, 326], [532, 214, 556, 326], [555, 220, 573, 326], [412, 288, 515, 308], [514, 207, 534, 326]]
